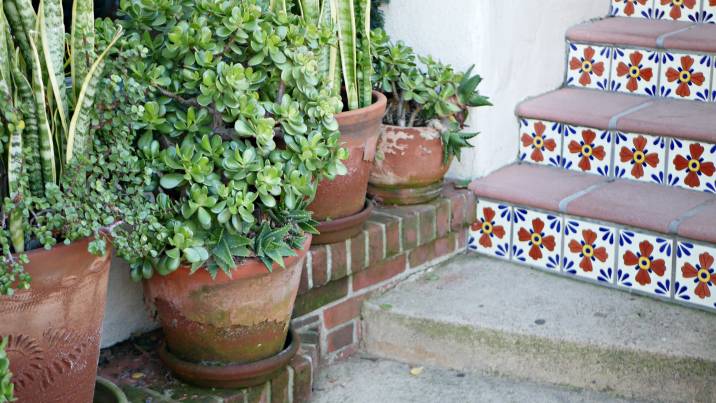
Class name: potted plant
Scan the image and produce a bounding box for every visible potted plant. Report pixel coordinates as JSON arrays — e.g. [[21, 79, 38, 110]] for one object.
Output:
[[281, 0, 387, 244], [109, 0, 345, 387], [369, 29, 491, 205], [0, 0, 127, 400], [0, 338, 13, 403]]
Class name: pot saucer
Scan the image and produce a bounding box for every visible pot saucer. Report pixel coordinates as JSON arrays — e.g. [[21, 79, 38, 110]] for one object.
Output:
[[314, 201, 374, 245]]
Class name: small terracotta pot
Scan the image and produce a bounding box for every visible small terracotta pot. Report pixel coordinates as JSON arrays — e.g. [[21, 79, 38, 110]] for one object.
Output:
[[309, 91, 387, 234], [1, 238, 112, 403], [369, 125, 452, 205], [143, 236, 311, 368]]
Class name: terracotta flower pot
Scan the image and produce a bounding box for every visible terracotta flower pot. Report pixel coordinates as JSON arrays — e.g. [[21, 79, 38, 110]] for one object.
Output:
[[369, 125, 452, 205], [143, 236, 311, 368], [309, 91, 387, 244], [1, 238, 112, 403]]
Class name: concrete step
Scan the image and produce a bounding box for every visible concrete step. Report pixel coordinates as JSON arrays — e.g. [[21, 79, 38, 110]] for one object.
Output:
[[313, 355, 638, 403], [362, 255, 716, 402]]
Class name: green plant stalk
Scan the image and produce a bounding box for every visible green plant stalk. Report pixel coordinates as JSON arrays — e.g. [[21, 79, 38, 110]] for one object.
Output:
[[3, 0, 33, 67], [28, 36, 57, 187], [70, 0, 94, 100], [357, 0, 371, 107], [10, 55, 43, 196], [40, 0, 69, 136], [334, 0, 359, 110]]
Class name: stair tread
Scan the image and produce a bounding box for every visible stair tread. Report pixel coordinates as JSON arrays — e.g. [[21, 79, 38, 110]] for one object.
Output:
[[517, 88, 716, 144], [567, 16, 716, 53], [313, 355, 635, 403], [366, 255, 716, 362], [469, 164, 716, 236]]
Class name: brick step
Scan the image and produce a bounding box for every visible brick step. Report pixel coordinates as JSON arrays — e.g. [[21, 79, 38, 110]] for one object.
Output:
[[516, 88, 716, 193], [610, 1, 716, 24], [564, 17, 716, 101], [468, 163, 716, 311], [362, 255, 716, 402]]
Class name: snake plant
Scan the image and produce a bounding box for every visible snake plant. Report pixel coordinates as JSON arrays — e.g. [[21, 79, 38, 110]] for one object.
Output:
[[0, 0, 122, 294], [0, 338, 12, 403]]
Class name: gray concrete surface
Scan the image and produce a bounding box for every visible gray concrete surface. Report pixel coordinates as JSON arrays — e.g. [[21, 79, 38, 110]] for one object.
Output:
[[313, 355, 638, 403], [362, 255, 716, 402]]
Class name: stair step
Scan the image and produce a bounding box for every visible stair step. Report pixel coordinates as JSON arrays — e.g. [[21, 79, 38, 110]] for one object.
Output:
[[610, 1, 715, 23], [313, 355, 636, 403], [468, 163, 716, 311], [362, 255, 716, 402]]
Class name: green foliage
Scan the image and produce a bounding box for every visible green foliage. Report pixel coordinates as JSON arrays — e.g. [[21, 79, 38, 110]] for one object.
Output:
[[0, 337, 15, 402], [0, 0, 125, 295], [107, 0, 347, 279], [371, 29, 491, 163]]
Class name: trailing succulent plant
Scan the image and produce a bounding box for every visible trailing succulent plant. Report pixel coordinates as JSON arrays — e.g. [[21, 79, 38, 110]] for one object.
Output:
[[106, 0, 347, 279], [0, 0, 126, 295], [371, 29, 491, 163], [0, 338, 12, 403]]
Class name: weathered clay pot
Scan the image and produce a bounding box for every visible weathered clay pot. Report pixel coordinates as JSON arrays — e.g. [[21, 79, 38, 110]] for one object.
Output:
[[309, 91, 387, 243], [1, 238, 112, 403], [143, 236, 311, 369], [369, 125, 452, 205]]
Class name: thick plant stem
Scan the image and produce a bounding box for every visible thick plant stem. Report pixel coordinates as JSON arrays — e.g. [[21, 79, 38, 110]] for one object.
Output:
[[334, 0, 358, 110], [357, 0, 371, 108]]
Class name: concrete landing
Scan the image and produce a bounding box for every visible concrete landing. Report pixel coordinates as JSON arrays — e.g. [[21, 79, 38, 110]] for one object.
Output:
[[362, 255, 716, 402], [313, 355, 637, 403]]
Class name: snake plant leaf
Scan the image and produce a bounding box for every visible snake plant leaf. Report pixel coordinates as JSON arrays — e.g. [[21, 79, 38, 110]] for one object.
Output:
[[66, 27, 123, 163], [358, 0, 371, 107], [70, 0, 95, 99], [300, 0, 321, 25], [39, 0, 68, 134], [3, 0, 35, 66], [333, 0, 359, 110], [7, 111, 25, 253], [0, 6, 11, 86], [28, 35, 57, 186]]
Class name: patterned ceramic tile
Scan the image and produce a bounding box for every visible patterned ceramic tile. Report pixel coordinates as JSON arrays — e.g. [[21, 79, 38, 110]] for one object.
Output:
[[563, 219, 616, 283], [512, 208, 562, 270], [616, 230, 673, 297], [611, 48, 659, 96], [610, 0, 654, 18], [652, 0, 701, 21], [615, 132, 667, 184], [659, 53, 712, 101], [702, 0, 716, 23], [674, 242, 716, 310], [563, 126, 611, 176], [567, 44, 611, 90], [518, 119, 562, 167], [468, 200, 512, 259], [668, 139, 716, 192]]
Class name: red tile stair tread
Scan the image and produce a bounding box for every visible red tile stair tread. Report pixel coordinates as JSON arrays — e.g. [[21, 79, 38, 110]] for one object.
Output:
[[663, 24, 716, 53], [617, 99, 716, 144], [566, 17, 694, 50], [677, 202, 716, 244]]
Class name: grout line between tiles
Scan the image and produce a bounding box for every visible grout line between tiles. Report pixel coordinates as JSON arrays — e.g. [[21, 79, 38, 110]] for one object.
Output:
[[557, 181, 610, 213], [656, 25, 698, 49], [667, 198, 716, 234]]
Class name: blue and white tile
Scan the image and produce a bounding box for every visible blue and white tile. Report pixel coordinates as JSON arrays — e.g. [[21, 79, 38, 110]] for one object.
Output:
[[611, 48, 660, 96], [512, 208, 562, 271], [652, 0, 701, 22], [659, 52, 712, 102], [616, 230, 673, 297], [567, 44, 612, 90], [518, 119, 562, 167], [469, 199, 512, 260], [563, 126, 612, 176], [614, 132, 667, 184], [563, 218, 616, 283], [610, 0, 653, 18], [668, 139, 716, 192], [674, 241, 716, 310]]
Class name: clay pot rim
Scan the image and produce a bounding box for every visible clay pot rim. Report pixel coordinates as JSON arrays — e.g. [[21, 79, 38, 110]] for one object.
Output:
[[94, 376, 129, 403], [158, 327, 301, 388], [335, 91, 387, 124], [316, 201, 374, 233]]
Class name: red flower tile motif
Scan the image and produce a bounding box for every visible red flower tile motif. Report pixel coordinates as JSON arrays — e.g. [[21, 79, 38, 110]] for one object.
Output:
[[665, 55, 707, 98], [567, 129, 607, 172], [623, 240, 667, 286], [469, 200, 511, 259], [657, 0, 698, 21], [615, 51, 654, 93], [471, 207, 507, 249], [518, 218, 557, 261], [672, 143, 716, 189], [613, 0, 650, 16], [681, 252, 716, 300], [619, 135, 660, 179], [569, 46, 606, 87], [520, 121, 558, 164], [568, 229, 609, 273]]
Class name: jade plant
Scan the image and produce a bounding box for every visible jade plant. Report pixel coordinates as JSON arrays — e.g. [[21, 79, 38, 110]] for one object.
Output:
[[107, 0, 346, 279], [0, 338, 12, 402], [0, 0, 125, 295], [371, 29, 491, 163]]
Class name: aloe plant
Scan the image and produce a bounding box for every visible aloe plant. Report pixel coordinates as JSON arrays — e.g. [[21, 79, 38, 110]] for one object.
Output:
[[0, 338, 12, 402], [0, 0, 122, 295]]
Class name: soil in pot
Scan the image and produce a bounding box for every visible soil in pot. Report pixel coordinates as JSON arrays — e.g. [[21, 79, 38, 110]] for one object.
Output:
[[369, 125, 452, 205], [1, 238, 112, 403]]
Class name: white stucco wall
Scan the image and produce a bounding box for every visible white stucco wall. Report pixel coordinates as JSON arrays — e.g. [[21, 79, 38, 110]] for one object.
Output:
[[383, 0, 607, 179]]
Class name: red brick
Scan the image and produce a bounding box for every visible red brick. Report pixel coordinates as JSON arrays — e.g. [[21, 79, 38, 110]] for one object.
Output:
[[350, 231, 367, 274], [448, 191, 467, 231], [310, 246, 329, 287], [465, 191, 477, 225], [245, 382, 270, 403], [417, 205, 437, 246], [293, 277, 349, 317], [270, 368, 290, 403], [298, 259, 310, 295], [323, 294, 369, 329], [402, 213, 419, 250], [366, 222, 385, 266], [435, 235, 452, 258], [368, 215, 401, 257], [457, 229, 468, 250], [331, 342, 359, 362], [436, 198, 451, 238], [290, 354, 313, 403], [408, 235, 454, 268], [327, 322, 355, 352], [329, 241, 348, 280], [352, 254, 406, 291], [291, 314, 320, 330]]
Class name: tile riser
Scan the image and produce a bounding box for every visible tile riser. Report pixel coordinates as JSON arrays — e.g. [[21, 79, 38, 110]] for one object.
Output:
[[610, 0, 716, 23], [469, 198, 716, 314]]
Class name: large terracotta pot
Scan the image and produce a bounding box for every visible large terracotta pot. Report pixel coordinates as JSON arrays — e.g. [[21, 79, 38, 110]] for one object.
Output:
[[369, 125, 452, 205], [309, 91, 387, 244], [143, 236, 311, 365], [1, 238, 112, 403]]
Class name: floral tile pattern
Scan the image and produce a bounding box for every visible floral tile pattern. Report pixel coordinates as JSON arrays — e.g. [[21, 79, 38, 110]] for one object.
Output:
[[675, 242, 716, 310], [616, 231, 673, 297], [668, 139, 716, 192], [512, 208, 562, 270], [563, 219, 616, 283], [563, 126, 611, 176], [567, 44, 611, 90], [659, 53, 712, 101], [615, 132, 667, 184], [703, 1, 716, 23], [518, 119, 562, 167], [610, 0, 653, 18], [652, 0, 701, 21], [611, 49, 659, 96], [468, 200, 512, 259]]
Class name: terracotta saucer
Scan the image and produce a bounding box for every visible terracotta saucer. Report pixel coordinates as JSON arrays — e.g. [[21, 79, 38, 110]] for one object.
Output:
[[313, 201, 374, 245]]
